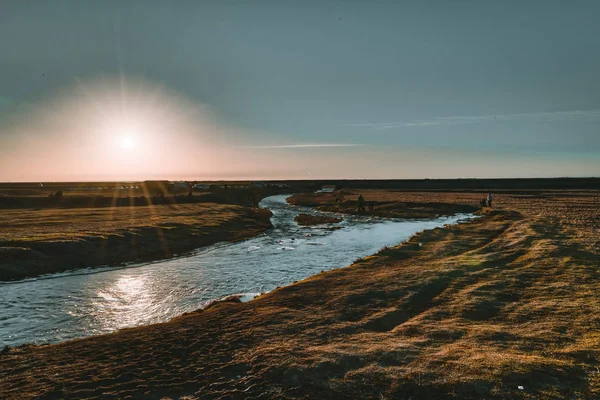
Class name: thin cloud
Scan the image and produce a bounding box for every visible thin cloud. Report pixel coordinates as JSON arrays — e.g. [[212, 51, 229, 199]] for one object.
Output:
[[242, 143, 363, 149], [348, 109, 600, 130]]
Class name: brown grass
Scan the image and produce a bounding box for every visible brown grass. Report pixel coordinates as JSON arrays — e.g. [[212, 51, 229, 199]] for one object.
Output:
[[0, 191, 598, 399], [288, 190, 480, 218], [0, 203, 273, 281]]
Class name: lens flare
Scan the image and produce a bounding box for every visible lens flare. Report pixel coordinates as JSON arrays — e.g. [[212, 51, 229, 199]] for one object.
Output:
[[0, 74, 319, 181], [120, 135, 135, 150], [0, 75, 240, 180]]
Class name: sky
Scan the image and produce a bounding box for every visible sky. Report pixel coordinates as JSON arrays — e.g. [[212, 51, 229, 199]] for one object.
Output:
[[0, 0, 599, 181]]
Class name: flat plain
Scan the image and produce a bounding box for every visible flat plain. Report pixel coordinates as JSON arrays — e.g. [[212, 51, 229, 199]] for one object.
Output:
[[1, 189, 598, 399]]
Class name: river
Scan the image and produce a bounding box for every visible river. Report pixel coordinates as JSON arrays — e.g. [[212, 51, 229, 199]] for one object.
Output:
[[0, 195, 472, 347]]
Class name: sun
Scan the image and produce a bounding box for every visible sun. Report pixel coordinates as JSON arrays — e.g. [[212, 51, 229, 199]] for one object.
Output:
[[120, 135, 135, 150]]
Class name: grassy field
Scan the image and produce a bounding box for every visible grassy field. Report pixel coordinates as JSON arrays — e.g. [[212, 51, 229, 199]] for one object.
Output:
[[0, 203, 273, 281], [1, 190, 598, 398], [287, 190, 481, 218]]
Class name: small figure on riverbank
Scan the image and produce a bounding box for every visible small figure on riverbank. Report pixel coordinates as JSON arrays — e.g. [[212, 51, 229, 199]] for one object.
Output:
[[487, 192, 493, 207], [368, 201, 375, 214], [357, 195, 366, 213]]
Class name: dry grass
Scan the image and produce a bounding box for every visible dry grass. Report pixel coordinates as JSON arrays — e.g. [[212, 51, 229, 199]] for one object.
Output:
[[0, 191, 598, 399], [288, 190, 480, 218], [0, 203, 273, 281], [0, 204, 251, 242]]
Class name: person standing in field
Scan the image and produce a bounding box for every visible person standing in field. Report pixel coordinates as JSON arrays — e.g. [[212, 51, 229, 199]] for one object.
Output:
[[487, 192, 493, 207], [357, 195, 366, 213]]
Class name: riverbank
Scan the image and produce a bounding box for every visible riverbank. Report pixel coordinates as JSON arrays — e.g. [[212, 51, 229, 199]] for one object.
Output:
[[0, 190, 598, 399], [294, 213, 343, 226], [0, 204, 273, 281], [287, 190, 481, 218]]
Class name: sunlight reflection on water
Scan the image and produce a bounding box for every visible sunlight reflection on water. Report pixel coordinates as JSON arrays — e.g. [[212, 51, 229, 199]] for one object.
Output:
[[94, 275, 153, 329]]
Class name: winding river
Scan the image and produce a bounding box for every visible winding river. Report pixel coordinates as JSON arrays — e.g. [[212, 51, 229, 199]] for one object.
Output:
[[0, 195, 471, 347]]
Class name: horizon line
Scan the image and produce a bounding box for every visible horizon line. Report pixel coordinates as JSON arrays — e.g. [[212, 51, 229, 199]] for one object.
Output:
[[1, 176, 599, 184]]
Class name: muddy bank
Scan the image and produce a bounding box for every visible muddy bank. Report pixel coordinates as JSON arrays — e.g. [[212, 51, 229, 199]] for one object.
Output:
[[1, 191, 598, 399], [0, 204, 273, 282], [294, 213, 342, 226]]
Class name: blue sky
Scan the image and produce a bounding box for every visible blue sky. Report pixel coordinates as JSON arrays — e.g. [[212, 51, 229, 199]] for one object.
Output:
[[0, 0, 598, 180]]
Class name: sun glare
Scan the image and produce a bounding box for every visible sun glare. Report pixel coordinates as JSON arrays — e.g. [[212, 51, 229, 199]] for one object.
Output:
[[0, 75, 229, 180], [120, 135, 135, 150]]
